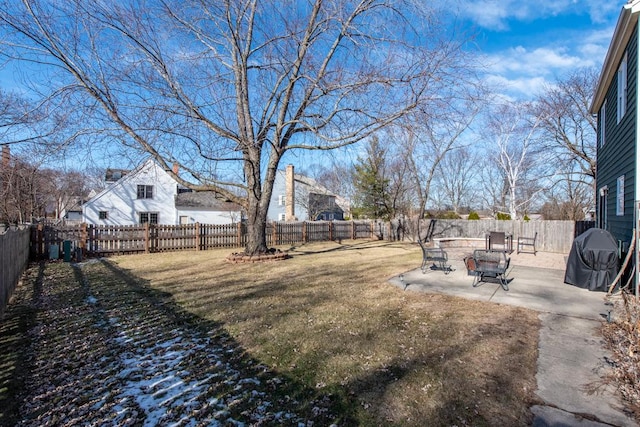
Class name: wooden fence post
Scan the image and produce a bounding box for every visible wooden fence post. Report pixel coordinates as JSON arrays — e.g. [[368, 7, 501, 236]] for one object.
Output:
[[80, 223, 87, 255], [329, 221, 333, 241], [272, 222, 277, 246], [37, 223, 44, 258], [237, 222, 242, 248], [196, 222, 201, 250], [144, 223, 150, 253]]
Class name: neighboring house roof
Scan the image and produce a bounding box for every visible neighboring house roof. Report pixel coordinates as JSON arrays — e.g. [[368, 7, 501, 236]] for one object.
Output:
[[88, 158, 159, 203], [292, 173, 350, 214], [175, 191, 242, 211], [591, 0, 640, 113], [105, 168, 131, 182]]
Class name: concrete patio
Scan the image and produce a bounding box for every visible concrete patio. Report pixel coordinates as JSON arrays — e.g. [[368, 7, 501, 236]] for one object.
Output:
[[389, 251, 638, 427]]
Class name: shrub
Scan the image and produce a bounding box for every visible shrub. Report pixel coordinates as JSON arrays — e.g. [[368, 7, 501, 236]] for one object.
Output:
[[438, 211, 461, 219], [496, 212, 511, 220], [468, 211, 480, 220], [523, 214, 530, 221]]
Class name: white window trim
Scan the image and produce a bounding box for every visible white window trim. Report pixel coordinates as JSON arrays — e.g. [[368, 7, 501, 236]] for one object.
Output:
[[617, 52, 627, 124], [617, 175, 625, 216]]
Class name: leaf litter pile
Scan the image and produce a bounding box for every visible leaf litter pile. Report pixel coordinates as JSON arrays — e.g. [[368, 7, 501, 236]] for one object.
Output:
[[2, 259, 334, 426], [602, 294, 640, 420]]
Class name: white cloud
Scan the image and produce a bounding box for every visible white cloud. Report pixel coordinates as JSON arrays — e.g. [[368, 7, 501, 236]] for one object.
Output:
[[486, 45, 589, 78], [457, 0, 620, 30], [484, 73, 550, 100]]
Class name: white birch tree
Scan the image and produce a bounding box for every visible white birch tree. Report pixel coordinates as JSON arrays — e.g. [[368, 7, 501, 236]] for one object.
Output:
[[484, 101, 545, 219]]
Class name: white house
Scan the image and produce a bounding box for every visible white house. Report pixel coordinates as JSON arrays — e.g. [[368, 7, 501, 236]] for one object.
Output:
[[268, 165, 350, 222], [82, 158, 243, 225]]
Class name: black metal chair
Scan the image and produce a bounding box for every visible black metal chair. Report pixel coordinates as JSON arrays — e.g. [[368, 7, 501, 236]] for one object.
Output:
[[471, 249, 511, 290], [517, 232, 538, 255], [486, 231, 507, 251], [418, 239, 452, 274]]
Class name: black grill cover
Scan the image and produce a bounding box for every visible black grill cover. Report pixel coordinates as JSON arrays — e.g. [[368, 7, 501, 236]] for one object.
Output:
[[564, 228, 619, 292]]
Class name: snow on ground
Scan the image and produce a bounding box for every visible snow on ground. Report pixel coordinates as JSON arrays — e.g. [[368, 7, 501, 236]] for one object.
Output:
[[15, 260, 332, 426]]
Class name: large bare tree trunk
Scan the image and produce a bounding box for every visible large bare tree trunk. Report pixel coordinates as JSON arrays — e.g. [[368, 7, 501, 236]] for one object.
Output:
[[0, 0, 480, 255]]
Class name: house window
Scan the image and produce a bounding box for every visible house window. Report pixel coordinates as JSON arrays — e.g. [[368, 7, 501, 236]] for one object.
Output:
[[137, 185, 154, 199], [617, 52, 627, 124], [139, 212, 159, 224], [278, 213, 286, 221], [617, 175, 625, 216], [600, 100, 606, 147], [278, 195, 285, 206], [99, 211, 108, 220], [179, 215, 189, 225]]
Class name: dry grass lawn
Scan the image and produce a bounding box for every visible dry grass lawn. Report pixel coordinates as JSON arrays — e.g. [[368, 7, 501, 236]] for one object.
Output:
[[110, 239, 541, 425]]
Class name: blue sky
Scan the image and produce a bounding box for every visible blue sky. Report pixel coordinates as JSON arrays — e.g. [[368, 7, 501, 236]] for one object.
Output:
[[455, 0, 622, 99], [0, 0, 627, 172]]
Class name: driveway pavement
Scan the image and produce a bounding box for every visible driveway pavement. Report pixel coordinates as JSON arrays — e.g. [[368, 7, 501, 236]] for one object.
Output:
[[390, 253, 638, 427]]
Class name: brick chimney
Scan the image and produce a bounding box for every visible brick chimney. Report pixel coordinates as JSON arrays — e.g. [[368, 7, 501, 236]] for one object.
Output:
[[1, 145, 9, 168], [285, 164, 295, 221]]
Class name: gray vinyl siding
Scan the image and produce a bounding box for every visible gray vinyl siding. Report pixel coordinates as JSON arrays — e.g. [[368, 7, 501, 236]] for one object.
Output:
[[596, 22, 638, 246]]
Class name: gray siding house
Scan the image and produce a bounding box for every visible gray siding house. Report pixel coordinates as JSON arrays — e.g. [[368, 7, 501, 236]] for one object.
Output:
[[268, 165, 350, 222], [591, 0, 640, 248]]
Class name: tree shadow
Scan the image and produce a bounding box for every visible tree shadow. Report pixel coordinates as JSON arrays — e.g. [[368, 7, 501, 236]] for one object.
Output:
[[3, 259, 360, 426], [0, 261, 45, 425]]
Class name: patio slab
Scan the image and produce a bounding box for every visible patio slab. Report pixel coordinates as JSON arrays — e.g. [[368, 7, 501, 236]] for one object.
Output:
[[390, 255, 637, 427]]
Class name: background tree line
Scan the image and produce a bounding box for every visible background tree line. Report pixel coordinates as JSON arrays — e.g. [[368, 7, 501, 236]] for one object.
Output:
[[314, 68, 598, 223], [0, 1, 596, 249]]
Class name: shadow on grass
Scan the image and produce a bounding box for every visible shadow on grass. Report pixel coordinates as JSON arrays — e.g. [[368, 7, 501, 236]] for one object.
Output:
[[2, 258, 360, 425], [0, 261, 45, 426], [286, 239, 415, 257]]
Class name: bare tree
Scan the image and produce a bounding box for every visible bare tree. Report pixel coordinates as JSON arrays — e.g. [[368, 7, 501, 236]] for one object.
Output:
[[0, 0, 476, 255], [0, 154, 55, 224], [540, 172, 592, 220], [434, 147, 477, 214], [404, 94, 484, 221], [484, 101, 545, 219], [534, 67, 598, 191]]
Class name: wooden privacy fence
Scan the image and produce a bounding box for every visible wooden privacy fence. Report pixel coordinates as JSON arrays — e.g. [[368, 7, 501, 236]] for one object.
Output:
[[1, 227, 30, 319], [405, 219, 595, 253], [31, 220, 375, 258]]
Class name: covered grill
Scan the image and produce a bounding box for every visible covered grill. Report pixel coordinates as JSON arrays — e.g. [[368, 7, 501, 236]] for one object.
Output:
[[564, 228, 619, 292]]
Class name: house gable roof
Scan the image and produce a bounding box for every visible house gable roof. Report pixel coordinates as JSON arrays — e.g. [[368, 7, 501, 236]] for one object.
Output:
[[591, 0, 640, 114], [289, 171, 350, 214], [175, 191, 242, 211], [84, 158, 174, 205]]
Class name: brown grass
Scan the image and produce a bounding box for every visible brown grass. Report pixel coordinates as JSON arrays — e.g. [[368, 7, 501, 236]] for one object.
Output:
[[111, 239, 541, 425]]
